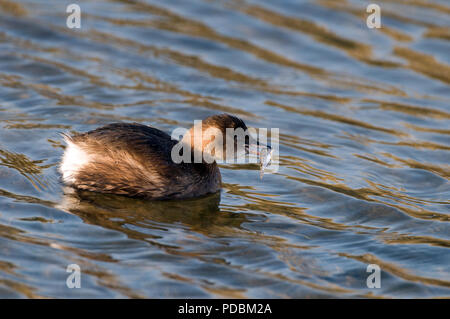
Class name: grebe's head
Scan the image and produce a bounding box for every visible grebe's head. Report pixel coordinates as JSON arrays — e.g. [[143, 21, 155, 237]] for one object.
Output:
[[181, 113, 269, 163]]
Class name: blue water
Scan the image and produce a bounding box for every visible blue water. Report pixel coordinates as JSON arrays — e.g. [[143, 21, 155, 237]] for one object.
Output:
[[0, 0, 449, 298]]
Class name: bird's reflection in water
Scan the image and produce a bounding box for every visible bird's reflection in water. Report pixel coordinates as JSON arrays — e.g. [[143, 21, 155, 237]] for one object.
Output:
[[58, 188, 249, 243]]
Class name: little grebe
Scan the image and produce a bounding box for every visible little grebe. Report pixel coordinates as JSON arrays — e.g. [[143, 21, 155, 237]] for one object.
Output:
[[60, 114, 270, 200]]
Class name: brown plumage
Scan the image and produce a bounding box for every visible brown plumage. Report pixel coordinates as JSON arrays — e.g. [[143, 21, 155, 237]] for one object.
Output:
[[59, 114, 250, 200]]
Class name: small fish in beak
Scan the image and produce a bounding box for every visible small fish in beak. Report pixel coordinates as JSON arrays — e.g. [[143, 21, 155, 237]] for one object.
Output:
[[259, 146, 272, 179], [245, 140, 272, 179]]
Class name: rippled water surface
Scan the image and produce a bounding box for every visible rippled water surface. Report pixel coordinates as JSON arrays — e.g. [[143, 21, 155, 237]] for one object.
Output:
[[0, 0, 449, 298]]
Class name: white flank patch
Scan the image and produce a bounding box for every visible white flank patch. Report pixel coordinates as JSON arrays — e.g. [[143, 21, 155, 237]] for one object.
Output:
[[59, 137, 90, 184]]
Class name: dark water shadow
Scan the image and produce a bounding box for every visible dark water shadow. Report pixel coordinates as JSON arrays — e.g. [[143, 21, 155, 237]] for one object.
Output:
[[58, 188, 250, 244]]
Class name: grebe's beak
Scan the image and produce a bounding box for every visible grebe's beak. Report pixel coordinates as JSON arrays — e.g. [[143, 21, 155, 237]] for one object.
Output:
[[245, 141, 271, 156]]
